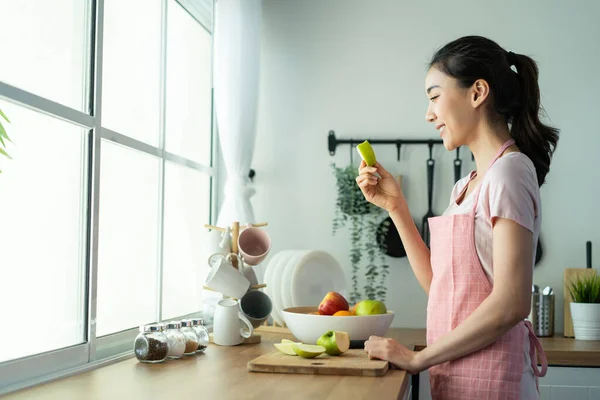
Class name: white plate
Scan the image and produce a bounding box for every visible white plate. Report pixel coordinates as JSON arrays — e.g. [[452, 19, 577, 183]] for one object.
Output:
[[281, 250, 308, 309], [263, 251, 285, 326], [291, 251, 346, 307], [270, 251, 294, 326]]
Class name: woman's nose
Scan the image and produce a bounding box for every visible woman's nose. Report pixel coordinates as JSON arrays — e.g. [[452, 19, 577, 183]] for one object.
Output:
[[425, 108, 436, 123]]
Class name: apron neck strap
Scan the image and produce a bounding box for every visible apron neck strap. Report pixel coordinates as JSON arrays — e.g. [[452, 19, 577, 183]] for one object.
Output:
[[470, 139, 516, 214]]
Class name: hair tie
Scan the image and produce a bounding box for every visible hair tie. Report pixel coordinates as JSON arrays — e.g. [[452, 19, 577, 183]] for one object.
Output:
[[507, 51, 517, 66]]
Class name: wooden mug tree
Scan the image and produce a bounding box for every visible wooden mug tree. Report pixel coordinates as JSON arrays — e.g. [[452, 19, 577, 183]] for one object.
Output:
[[202, 221, 280, 342]]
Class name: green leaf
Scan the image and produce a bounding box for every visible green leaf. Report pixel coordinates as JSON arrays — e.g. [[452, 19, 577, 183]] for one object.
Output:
[[569, 274, 600, 303], [0, 121, 11, 143], [0, 108, 10, 123], [0, 147, 11, 159]]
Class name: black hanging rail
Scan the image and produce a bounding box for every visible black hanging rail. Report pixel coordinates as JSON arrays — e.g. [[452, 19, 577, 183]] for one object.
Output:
[[328, 130, 443, 161], [328, 130, 474, 161]]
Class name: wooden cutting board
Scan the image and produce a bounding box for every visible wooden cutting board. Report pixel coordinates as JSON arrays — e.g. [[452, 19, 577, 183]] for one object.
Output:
[[564, 268, 597, 337], [247, 349, 389, 376]]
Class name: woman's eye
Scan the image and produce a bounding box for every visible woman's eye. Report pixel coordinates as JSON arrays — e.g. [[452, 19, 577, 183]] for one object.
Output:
[[429, 95, 439, 102]]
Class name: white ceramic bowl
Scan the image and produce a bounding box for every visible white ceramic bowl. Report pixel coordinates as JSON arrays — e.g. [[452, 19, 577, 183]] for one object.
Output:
[[281, 306, 395, 344]]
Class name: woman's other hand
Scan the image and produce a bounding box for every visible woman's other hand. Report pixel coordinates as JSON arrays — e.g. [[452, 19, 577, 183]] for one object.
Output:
[[364, 335, 425, 375], [356, 161, 403, 213]]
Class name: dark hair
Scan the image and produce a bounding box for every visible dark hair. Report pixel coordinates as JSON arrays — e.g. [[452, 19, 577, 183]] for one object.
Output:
[[429, 35, 559, 186]]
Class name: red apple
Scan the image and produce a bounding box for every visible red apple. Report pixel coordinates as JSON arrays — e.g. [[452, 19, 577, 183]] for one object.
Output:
[[318, 292, 349, 316]]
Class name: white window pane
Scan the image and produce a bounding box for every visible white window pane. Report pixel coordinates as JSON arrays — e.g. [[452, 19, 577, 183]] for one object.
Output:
[[0, 101, 87, 363], [0, 0, 88, 110], [166, 1, 212, 164], [162, 162, 211, 319], [102, 0, 161, 146], [96, 141, 160, 336]]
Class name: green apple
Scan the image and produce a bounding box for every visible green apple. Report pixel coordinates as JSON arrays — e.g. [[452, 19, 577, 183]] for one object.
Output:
[[274, 343, 297, 356], [354, 299, 387, 316], [292, 343, 326, 358], [356, 140, 377, 166], [316, 330, 350, 356]]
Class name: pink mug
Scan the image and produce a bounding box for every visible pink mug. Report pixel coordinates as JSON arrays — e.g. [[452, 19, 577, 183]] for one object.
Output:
[[237, 227, 271, 266]]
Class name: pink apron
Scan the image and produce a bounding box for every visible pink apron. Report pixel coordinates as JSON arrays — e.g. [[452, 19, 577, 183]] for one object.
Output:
[[426, 139, 548, 399]]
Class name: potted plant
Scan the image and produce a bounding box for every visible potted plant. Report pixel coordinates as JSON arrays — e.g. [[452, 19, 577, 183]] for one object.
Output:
[[0, 108, 11, 172], [568, 273, 600, 341], [331, 163, 390, 304]]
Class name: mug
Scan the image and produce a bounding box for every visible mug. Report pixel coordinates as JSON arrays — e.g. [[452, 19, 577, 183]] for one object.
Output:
[[206, 227, 232, 256], [204, 253, 250, 299], [213, 298, 254, 346], [238, 227, 271, 265], [240, 289, 272, 328]]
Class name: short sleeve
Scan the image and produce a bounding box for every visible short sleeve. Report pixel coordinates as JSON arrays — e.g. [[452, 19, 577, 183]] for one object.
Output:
[[480, 154, 539, 233]]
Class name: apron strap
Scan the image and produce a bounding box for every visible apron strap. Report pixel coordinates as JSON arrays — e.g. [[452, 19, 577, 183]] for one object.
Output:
[[524, 319, 549, 389], [470, 139, 515, 215]]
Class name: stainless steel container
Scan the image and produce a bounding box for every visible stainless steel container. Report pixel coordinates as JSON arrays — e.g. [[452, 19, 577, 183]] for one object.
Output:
[[531, 286, 554, 337]]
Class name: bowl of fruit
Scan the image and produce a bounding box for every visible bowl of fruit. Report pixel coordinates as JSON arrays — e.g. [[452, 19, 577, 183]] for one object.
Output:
[[281, 291, 394, 346]]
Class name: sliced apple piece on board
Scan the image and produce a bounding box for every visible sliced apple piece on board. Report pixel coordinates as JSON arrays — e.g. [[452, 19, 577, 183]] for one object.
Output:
[[292, 344, 326, 359], [274, 343, 297, 356]]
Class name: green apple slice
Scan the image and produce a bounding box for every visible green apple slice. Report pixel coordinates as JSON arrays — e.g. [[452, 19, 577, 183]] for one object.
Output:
[[317, 330, 350, 356], [292, 344, 326, 359], [281, 339, 302, 344], [356, 140, 377, 166], [274, 343, 297, 356]]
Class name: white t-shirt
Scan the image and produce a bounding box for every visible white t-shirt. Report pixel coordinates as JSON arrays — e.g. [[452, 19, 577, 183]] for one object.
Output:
[[442, 152, 541, 399]]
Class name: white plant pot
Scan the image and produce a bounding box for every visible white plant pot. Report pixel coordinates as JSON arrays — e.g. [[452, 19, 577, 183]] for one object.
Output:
[[570, 302, 600, 341]]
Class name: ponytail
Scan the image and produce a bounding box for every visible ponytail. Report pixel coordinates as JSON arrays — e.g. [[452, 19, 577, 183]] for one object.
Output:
[[509, 53, 559, 186]]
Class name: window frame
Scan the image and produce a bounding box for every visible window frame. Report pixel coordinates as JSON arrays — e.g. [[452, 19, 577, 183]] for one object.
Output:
[[0, 0, 216, 394]]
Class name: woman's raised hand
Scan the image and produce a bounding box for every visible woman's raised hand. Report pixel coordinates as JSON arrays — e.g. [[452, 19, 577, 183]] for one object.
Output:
[[355, 160, 403, 213]]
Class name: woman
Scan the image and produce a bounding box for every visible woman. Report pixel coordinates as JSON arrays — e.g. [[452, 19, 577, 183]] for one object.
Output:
[[358, 36, 559, 399]]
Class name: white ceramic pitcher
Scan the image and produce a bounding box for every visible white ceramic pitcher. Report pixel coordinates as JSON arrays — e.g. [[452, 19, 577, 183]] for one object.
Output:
[[213, 298, 254, 346]]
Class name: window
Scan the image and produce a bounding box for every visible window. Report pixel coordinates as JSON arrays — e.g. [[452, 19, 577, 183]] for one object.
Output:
[[0, 0, 88, 111], [0, 0, 215, 394], [0, 100, 88, 364]]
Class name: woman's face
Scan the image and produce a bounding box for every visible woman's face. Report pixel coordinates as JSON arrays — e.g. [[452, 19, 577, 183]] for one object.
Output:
[[425, 67, 477, 151]]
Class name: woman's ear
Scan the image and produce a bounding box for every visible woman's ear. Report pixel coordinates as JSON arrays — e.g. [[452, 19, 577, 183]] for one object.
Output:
[[471, 79, 490, 108]]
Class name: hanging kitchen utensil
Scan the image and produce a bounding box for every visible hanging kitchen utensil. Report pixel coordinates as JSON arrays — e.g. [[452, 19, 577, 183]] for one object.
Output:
[[535, 235, 543, 265], [376, 175, 406, 258], [421, 143, 436, 247], [454, 148, 462, 183]]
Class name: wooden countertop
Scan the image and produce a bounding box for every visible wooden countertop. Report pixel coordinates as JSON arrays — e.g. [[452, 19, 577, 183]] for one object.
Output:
[[3, 327, 421, 400], [4, 327, 599, 400]]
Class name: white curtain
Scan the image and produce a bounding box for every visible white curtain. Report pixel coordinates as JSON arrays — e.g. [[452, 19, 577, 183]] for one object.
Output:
[[214, 0, 262, 228]]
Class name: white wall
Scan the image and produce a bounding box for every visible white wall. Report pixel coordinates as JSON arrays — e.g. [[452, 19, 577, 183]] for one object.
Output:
[[225, 0, 600, 331]]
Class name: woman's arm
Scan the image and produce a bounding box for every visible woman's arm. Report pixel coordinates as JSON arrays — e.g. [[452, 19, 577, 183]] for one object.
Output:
[[356, 161, 433, 295], [388, 200, 433, 295], [365, 217, 533, 373]]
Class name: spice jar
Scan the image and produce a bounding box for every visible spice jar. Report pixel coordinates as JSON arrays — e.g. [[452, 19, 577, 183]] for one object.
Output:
[[180, 319, 199, 355], [134, 324, 169, 363], [191, 318, 209, 353], [164, 321, 186, 359]]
